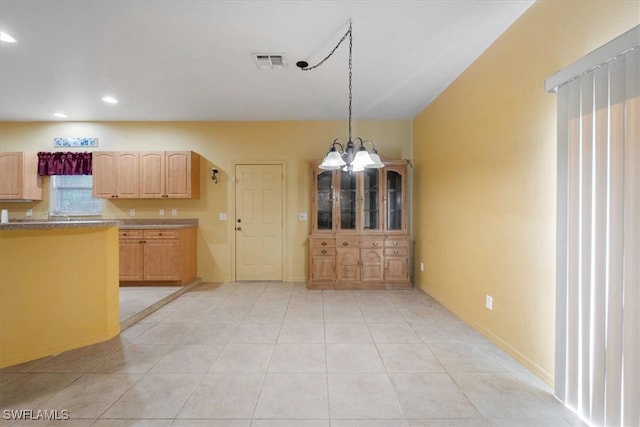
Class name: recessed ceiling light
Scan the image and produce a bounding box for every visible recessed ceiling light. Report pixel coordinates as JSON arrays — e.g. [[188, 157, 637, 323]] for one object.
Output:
[[53, 112, 67, 118], [101, 96, 118, 104], [0, 31, 16, 43]]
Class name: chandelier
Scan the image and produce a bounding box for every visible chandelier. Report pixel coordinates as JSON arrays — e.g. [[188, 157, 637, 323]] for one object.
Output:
[[296, 21, 384, 173]]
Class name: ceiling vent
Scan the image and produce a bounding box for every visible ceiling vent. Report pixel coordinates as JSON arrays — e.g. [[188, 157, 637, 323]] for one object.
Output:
[[254, 53, 286, 70]]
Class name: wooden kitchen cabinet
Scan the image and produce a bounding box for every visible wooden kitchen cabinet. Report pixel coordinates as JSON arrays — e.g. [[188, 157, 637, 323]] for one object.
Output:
[[308, 160, 411, 289], [118, 230, 144, 281], [309, 237, 336, 287], [139, 151, 200, 199], [0, 152, 42, 200], [93, 152, 140, 198], [94, 151, 200, 199], [118, 227, 197, 284]]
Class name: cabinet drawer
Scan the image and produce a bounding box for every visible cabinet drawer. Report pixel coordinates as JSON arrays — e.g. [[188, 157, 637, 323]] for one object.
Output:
[[311, 239, 335, 248], [119, 230, 143, 239], [336, 239, 359, 248], [384, 247, 408, 257], [312, 247, 336, 256], [360, 239, 384, 248], [143, 229, 179, 239], [385, 239, 409, 248]]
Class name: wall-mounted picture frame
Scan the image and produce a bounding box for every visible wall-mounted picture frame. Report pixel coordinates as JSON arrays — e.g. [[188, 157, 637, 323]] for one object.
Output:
[[54, 137, 98, 147]]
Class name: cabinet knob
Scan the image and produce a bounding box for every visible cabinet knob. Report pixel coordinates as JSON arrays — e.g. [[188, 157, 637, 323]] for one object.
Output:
[[158, 233, 163, 236], [321, 250, 327, 254], [122, 233, 127, 236], [321, 242, 327, 246], [373, 242, 379, 246], [394, 250, 399, 254], [342, 241, 348, 246], [393, 241, 398, 246]]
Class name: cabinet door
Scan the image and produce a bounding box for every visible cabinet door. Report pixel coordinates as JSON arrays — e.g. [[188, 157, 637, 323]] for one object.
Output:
[[362, 168, 380, 231], [0, 153, 22, 198], [311, 167, 336, 233], [360, 248, 384, 282], [336, 245, 359, 282], [115, 152, 140, 198], [385, 256, 409, 282], [384, 165, 407, 233], [311, 253, 336, 281], [339, 171, 357, 230], [143, 239, 180, 281], [139, 151, 165, 198], [92, 152, 117, 198], [165, 151, 192, 198], [119, 239, 144, 281]]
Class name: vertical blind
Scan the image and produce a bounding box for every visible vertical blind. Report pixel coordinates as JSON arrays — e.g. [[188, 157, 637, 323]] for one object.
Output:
[[548, 26, 639, 427]]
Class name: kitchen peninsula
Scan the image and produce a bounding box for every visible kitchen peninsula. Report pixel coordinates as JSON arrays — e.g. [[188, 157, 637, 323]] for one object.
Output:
[[0, 220, 120, 368]]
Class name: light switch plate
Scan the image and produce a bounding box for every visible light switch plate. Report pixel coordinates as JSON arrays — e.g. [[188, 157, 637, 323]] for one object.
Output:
[[171, 208, 177, 216], [219, 213, 227, 221], [159, 208, 165, 216], [299, 212, 307, 221], [129, 209, 135, 217]]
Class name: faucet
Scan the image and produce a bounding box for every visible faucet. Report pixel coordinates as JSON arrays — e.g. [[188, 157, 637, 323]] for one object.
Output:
[[47, 213, 71, 221]]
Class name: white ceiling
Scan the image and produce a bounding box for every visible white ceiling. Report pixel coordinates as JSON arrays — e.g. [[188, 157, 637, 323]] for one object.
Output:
[[0, 0, 534, 122]]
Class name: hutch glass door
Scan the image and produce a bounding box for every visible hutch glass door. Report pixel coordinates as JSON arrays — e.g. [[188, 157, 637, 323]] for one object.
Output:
[[386, 170, 403, 230], [316, 170, 334, 230], [363, 168, 380, 230], [339, 171, 357, 230]]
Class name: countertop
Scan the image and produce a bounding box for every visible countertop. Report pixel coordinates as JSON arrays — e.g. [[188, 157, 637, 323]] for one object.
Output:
[[0, 220, 120, 231], [0, 218, 198, 231], [118, 218, 198, 230]]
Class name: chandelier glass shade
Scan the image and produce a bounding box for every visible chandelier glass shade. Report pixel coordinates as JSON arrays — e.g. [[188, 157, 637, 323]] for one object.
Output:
[[296, 21, 384, 173]]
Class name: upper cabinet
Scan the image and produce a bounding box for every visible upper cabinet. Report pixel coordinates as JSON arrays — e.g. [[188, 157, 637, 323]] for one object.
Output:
[[93, 152, 140, 198], [140, 151, 200, 199], [0, 152, 43, 200], [94, 151, 200, 199], [311, 160, 407, 234]]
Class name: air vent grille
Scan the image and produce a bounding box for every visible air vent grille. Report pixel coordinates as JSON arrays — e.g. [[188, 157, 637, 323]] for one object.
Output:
[[254, 53, 286, 70]]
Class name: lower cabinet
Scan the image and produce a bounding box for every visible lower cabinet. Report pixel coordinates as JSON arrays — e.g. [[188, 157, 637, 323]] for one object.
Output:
[[309, 235, 410, 289], [119, 227, 197, 284]]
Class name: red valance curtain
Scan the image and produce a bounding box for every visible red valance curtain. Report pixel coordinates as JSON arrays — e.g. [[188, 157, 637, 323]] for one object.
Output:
[[37, 152, 92, 176]]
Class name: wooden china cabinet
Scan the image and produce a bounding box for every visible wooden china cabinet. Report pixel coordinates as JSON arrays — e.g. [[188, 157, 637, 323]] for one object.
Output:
[[308, 160, 411, 289]]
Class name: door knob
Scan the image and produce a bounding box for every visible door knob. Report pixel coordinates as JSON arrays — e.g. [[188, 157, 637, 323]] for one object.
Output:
[[237, 218, 242, 223], [235, 226, 242, 231]]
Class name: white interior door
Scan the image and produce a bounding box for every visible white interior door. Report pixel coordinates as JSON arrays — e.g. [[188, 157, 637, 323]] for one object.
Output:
[[235, 164, 283, 281]]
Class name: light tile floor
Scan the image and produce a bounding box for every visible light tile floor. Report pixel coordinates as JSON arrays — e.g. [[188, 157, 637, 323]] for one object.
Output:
[[0, 282, 586, 426], [119, 286, 183, 323]]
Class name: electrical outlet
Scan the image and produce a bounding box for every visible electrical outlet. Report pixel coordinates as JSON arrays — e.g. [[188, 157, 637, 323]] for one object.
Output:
[[299, 212, 307, 221], [26, 209, 32, 217], [485, 295, 493, 310], [159, 208, 165, 216], [420, 262, 424, 272], [129, 209, 135, 217], [171, 208, 177, 216]]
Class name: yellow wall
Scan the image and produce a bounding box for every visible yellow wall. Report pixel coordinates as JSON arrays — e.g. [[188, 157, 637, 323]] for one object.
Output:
[[412, 0, 639, 384], [0, 120, 412, 283], [0, 226, 120, 367]]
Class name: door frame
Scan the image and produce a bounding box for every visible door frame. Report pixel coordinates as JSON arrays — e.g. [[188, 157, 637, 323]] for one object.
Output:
[[231, 160, 287, 282]]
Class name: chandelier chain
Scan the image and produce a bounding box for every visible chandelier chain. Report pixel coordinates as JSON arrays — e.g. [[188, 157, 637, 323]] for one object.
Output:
[[299, 22, 354, 142], [348, 22, 352, 143], [299, 22, 352, 72]]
